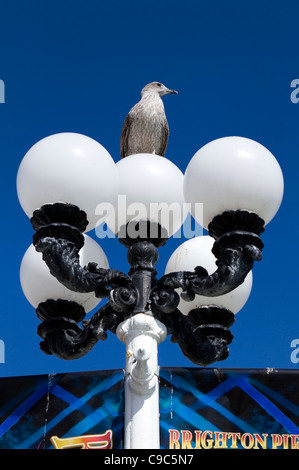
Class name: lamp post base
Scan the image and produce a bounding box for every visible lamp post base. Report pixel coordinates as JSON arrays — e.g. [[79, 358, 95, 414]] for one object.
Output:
[[116, 313, 167, 449]]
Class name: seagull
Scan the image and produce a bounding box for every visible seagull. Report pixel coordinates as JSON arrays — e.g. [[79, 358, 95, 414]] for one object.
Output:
[[120, 82, 178, 159]]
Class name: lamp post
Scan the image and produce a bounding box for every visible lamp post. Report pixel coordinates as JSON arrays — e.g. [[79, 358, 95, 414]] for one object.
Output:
[[17, 133, 283, 449]]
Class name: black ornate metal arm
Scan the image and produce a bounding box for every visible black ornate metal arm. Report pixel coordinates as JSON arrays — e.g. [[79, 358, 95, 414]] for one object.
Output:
[[36, 299, 123, 360], [32, 204, 132, 299], [30, 203, 265, 366], [158, 231, 263, 301]]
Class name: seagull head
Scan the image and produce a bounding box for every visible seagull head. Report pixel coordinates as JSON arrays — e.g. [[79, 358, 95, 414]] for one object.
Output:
[[141, 82, 178, 97]]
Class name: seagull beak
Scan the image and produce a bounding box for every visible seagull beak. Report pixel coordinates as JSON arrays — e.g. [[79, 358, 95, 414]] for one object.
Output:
[[160, 86, 178, 96]]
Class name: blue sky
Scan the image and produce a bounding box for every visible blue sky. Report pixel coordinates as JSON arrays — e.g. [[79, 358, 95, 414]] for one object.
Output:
[[0, 0, 298, 378]]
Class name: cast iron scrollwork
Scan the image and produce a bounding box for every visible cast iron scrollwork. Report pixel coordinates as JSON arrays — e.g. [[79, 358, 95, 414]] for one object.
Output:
[[30, 203, 265, 366]]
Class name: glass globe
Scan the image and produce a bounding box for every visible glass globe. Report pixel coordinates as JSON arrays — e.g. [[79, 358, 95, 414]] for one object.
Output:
[[20, 234, 109, 313], [165, 235, 253, 314], [184, 136, 284, 229], [17, 132, 119, 232], [106, 154, 187, 238]]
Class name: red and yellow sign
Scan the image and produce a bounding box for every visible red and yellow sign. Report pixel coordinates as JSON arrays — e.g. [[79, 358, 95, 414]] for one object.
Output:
[[51, 430, 112, 449], [169, 429, 299, 450]]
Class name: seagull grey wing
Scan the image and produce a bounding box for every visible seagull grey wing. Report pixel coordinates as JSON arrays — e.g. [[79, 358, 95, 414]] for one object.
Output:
[[120, 113, 133, 159], [159, 121, 169, 157]]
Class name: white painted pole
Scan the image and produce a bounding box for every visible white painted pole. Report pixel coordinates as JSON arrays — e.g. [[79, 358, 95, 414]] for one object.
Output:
[[116, 313, 167, 449]]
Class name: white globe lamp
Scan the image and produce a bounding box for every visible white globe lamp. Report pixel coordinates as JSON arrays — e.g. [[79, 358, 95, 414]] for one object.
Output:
[[20, 234, 109, 313], [17, 132, 119, 232], [184, 137, 284, 229], [106, 154, 187, 239]]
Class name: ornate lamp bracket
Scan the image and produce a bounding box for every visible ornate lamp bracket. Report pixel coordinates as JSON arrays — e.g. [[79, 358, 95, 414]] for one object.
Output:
[[30, 203, 264, 366]]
